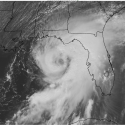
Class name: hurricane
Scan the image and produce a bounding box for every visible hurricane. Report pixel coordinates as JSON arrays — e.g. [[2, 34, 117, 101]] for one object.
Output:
[[3, 2, 125, 125], [11, 12, 115, 124]]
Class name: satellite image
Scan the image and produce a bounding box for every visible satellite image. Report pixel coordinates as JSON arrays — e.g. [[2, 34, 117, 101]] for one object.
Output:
[[0, 1, 125, 125]]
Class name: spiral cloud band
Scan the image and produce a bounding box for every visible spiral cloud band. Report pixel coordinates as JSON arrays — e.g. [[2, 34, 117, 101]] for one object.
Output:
[[12, 11, 115, 125]]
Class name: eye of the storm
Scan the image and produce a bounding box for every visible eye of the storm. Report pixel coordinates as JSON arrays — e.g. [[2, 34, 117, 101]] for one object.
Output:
[[43, 46, 68, 78], [56, 57, 65, 66]]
